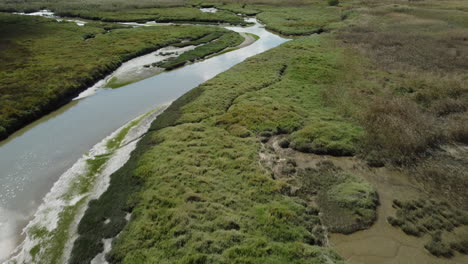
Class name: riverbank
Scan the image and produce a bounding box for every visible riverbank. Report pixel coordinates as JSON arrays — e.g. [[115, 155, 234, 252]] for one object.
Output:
[[0, 12, 243, 140], [9, 107, 167, 264]]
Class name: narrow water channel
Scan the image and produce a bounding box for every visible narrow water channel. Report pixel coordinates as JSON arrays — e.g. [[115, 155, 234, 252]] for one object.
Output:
[[0, 17, 289, 262]]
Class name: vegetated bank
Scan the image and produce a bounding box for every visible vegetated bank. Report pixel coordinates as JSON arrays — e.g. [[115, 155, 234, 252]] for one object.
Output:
[[0, 12, 243, 140], [10, 107, 167, 264]]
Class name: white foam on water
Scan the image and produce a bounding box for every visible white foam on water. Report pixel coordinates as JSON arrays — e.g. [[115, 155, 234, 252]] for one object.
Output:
[[90, 238, 113, 264], [0, 208, 28, 262], [14, 10, 87, 26], [200, 8, 218, 13], [14, 9, 54, 17], [7, 106, 168, 264]]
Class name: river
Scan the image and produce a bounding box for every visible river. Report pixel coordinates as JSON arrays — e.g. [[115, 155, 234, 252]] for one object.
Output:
[[0, 16, 289, 262]]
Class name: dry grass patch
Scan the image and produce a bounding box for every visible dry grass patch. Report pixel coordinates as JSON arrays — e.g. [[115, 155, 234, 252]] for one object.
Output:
[[361, 96, 441, 164]]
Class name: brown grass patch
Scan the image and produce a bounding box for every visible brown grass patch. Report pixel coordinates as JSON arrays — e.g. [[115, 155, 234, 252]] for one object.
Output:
[[361, 96, 441, 164]]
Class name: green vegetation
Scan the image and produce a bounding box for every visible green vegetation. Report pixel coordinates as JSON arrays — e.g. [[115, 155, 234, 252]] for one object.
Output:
[[0, 13, 239, 140], [288, 120, 362, 156], [388, 199, 468, 257], [254, 3, 342, 35], [297, 161, 378, 234], [0, 0, 187, 12], [172, 31, 223, 47], [58, 7, 247, 24], [328, 0, 339, 7], [425, 231, 453, 258], [157, 31, 243, 70], [246, 32, 260, 40], [450, 230, 468, 254]]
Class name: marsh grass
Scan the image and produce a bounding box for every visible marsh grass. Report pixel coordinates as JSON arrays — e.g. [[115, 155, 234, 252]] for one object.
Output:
[[297, 161, 378, 234], [361, 96, 441, 164], [58, 7, 246, 24], [157, 31, 243, 70], [255, 3, 342, 35], [388, 198, 468, 257], [0, 0, 187, 12], [330, 0, 468, 164]]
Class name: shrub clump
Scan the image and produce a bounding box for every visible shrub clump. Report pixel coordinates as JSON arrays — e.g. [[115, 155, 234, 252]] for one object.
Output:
[[297, 162, 378, 234], [450, 238, 468, 254], [289, 121, 362, 156], [388, 199, 468, 257], [278, 138, 290, 148], [425, 232, 453, 258], [328, 0, 339, 6], [362, 97, 440, 164], [401, 222, 422, 237], [387, 216, 403, 227]]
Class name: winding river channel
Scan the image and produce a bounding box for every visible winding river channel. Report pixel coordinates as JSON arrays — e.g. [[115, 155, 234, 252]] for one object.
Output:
[[0, 15, 289, 262]]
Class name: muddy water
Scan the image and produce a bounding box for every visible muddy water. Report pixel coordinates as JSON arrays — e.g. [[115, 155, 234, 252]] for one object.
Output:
[[265, 136, 468, 264], [0, 17, 288, 261], [329, 163, 468, 264]]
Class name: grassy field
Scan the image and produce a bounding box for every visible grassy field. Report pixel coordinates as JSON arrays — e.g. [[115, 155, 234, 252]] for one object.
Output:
[[0, 13, 241, 140]]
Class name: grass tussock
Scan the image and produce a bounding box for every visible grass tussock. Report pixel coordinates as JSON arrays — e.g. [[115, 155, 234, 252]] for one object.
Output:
[[361, 97, 440, 164], [297, 161, 378, 234]]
